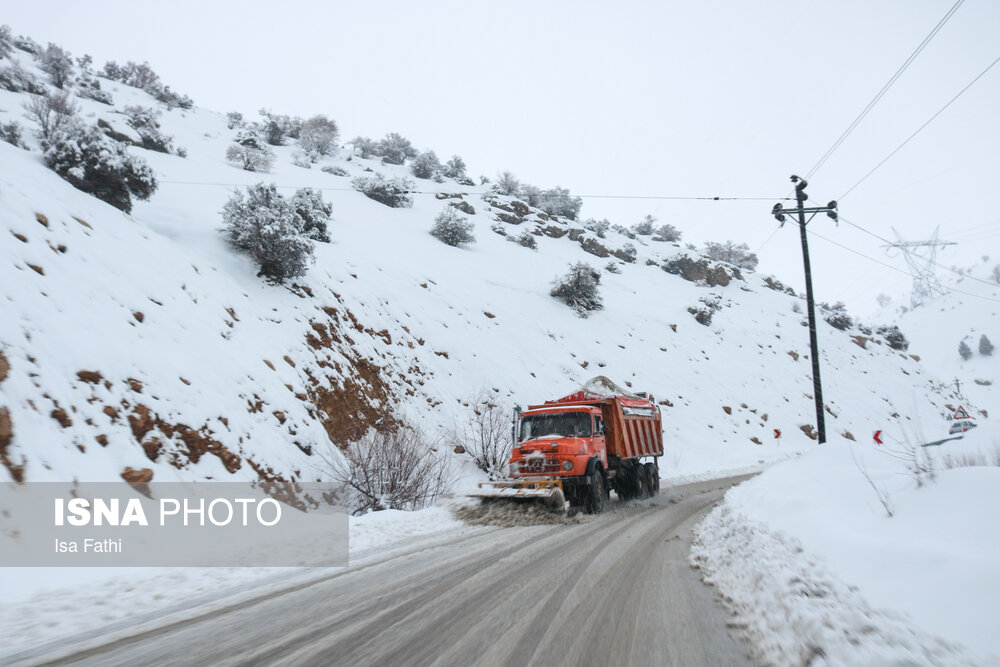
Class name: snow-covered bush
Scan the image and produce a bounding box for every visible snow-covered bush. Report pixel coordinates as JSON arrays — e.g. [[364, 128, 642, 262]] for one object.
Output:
[[290, 187, 332, 243], [323, 424, 455, 515], [375, 132, 417, 165], [225, 111, 243, 129], [100, 60, 193, 109], [43, 121, 157, 213], [514, 230, 537, 249], [321, 165, 348, 177], [350, 136, 377, 159], [226, 130, 274, 172], [410, 150, 441, 179], [875, 325, 908, 351], [551, 262, 603, 317], [13, 34, 41, 56], [39, 43, 73, 89], [526, 186, 582, 221], [351, 173, 413, 208], [298, 115, 339, 159], [123, 105, 176, 154], [430, 208, 475, 247], [443, 154, 467, 180], [605, 261, 621, 274], [448, 392, 513, 481], [0, 60, 45, 94], [822, 302, 853, 331], [0, 25, 14, 59], [958, 340, 972, 360], [0, 121, 25, 148], [494, 171, 521, 196], [584, 218, 610, 238], [22, 91, 78, 141], [704, 240, 759, 271], [220, 183, 315, 282], [653, 223, 682, 242], [633, 215, 657, 236], [258, 108, 302, 146], [980, 334, 994, 357]]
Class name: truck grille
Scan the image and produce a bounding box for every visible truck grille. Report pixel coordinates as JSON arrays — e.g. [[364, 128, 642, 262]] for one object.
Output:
[[518, 458, 562, 474]]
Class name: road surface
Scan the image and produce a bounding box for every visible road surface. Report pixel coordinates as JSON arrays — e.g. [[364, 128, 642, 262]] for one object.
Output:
[[21, 475, 753, 666]]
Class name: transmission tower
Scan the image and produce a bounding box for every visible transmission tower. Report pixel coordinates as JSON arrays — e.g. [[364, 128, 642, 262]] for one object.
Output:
[[883, 226, 955, 308]]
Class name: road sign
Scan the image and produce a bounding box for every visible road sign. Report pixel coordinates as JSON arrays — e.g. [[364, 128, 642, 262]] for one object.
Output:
[[873, 430, 883, 445], [953, 405, 971, 420], [773, 429, 781, 439]]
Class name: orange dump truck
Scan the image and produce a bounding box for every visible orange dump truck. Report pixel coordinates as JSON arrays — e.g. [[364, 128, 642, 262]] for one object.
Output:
[[470, 377, 663, 514]]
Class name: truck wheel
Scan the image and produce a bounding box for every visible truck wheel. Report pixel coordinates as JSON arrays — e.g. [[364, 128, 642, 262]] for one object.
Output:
[[637, 465, 650, 499], [585, 469, 605, 514], [645, 463, 660, 496]]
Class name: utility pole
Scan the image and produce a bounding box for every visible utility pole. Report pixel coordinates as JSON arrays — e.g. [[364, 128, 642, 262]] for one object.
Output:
[[954, 378, 962, 395], [772, 176, 838, 444]]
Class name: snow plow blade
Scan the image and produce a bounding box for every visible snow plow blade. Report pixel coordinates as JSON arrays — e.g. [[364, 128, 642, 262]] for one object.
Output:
[[468, 479, 566, 513]]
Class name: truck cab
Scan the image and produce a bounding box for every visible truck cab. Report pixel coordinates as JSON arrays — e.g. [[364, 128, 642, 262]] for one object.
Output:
[[510, 406, 607, 479]]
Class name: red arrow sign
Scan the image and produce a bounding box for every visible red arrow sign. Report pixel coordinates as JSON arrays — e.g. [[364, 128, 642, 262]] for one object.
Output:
[[873, 430, 883, 445], [773, 429, 781, 439]]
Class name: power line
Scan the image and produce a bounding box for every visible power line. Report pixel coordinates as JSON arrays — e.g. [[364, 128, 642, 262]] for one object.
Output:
[[806, 0, 965, 180], [839, 54, 1000, 200], [158, 180, 790, 202]]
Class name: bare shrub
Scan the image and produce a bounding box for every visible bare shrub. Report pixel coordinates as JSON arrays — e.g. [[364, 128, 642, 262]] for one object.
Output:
[[448, 392, 514, 480], [940, 447, 1000, 469], [226, 142, 274, 172], [23, 91, 78, 141], [321, 424, 456, 515]]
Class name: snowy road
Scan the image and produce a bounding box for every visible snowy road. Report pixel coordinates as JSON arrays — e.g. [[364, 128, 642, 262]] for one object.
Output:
[[20, 476, 752, 667]]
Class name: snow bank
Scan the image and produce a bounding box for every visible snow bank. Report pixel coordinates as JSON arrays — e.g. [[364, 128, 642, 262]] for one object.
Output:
[[692, 424, 1000, 664]]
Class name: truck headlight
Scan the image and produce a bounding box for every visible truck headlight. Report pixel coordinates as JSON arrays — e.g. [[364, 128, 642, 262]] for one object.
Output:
[[562, 460, 573, 471]]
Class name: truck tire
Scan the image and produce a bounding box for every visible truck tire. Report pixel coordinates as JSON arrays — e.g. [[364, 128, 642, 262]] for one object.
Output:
[[637, 465, 650, 499], [585, 469, 605, 514], [645, 462, 660, 496]]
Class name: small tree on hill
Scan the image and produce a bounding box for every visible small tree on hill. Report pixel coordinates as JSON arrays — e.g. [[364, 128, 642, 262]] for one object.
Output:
[[411, 150, 441, 179], [430, 208, 475, 247], [959, 340, 972, 361], [494, 171, 520, 196], [822, 302, 853, 331], [376, 132, 417, 165], [0, 25, 14, 60], [23, 91, 78, 141], [633, 214, 656, 236], [220, 183, 315, 282], [43, 122, 157, 213], [39, 43, 73, 89], [298, 115, 339, 159], [653, 223, 682, 242], [551, 262, 603, 317], [226, 130, 274, 172], [980, 334, 994, 357], [443, 155, 467, 180]]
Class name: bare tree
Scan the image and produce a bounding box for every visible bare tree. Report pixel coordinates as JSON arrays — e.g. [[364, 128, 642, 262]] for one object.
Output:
[[448, 391, 514, 480], [319, 424, 456, 515], [22, 91, 78, 141]]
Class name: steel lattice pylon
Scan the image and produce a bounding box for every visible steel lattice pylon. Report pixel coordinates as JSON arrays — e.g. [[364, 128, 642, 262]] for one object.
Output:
[[883, 226, 955, 308]]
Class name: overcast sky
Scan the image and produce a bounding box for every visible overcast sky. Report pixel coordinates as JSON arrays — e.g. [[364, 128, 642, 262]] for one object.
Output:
[[6, 1, 999, 315]]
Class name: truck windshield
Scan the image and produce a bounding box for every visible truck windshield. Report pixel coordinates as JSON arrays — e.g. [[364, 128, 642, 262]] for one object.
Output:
[[519, 413, 592, 441]]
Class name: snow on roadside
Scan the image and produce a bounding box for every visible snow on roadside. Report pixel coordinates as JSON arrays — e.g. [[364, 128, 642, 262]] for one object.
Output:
[[0, 502, 471, 659], [691, 423, 1000, 665]]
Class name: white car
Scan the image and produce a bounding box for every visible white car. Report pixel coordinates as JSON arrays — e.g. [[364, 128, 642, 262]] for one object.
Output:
[[949, 419, 977, 434]]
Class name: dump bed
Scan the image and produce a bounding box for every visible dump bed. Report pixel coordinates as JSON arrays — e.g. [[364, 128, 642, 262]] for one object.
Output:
[[529, 394, 663, 460]]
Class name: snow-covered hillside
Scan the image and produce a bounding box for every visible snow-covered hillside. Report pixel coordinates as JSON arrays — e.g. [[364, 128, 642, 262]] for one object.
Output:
[[0, 38, 970, 490], [885, 259, 999, 423]]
